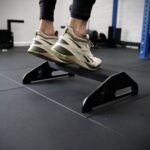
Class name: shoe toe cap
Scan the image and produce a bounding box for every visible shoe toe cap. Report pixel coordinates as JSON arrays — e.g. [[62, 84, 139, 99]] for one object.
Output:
[[93, 57, 102, 66]]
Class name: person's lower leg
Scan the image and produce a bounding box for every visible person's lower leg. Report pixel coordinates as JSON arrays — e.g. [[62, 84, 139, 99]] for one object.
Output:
[[39, 0, 56, 36], [69, 0, 96, 38], [39, 19, 55, 36], [68, 18, 87, 38]]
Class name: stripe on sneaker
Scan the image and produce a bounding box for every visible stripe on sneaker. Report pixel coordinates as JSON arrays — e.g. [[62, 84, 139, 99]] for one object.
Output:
[[69, 38, 82, 48], [54, 45, 73, 56], [83, 55, 91, 63], [33, 40, 41, 45], [42, 39, 53, 45], [29, 46, 47, 53], [59, 39, 69, 45], [86, 55, 94, 62]]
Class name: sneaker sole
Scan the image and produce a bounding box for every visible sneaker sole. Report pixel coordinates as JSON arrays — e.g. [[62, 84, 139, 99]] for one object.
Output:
[[28, 47, 68, 64], [51, 48, 101, 71]]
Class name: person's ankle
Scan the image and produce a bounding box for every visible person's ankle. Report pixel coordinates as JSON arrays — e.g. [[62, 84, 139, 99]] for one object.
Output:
[[68, 26, 86, 39], [39, 19, 55, 36], [74, 30, 86, 38], [68, 18, 87, 38]]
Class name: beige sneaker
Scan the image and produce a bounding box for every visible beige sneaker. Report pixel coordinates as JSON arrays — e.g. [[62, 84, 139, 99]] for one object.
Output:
[[51, 27, 102, 70], [28, 30, 68, 63]]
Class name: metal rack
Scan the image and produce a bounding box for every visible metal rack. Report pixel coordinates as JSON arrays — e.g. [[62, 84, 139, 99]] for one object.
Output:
[[112, 0, 150, 58], [140, 0, 150, 59], [112, 0, 119, 40]]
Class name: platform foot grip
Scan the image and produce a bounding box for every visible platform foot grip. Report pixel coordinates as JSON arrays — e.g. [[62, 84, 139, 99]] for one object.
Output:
[[82, 72, 138, 113]]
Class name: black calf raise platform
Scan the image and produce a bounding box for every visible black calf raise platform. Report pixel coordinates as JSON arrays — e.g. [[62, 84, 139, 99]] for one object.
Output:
[[23, 61, 138, 113]]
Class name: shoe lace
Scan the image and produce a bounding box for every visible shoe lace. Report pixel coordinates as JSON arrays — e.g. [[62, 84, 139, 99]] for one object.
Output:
[[88, 40, 94, 48], [86, 34, 94, 48]]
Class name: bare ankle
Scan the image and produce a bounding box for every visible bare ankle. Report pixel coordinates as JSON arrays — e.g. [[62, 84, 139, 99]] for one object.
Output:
[[73, 29, 86, 38], [39, 19, 55, 36], [68, 18, 87, 38]]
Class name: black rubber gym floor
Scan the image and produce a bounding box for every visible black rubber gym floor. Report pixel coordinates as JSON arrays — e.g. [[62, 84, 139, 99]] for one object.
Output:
[[0, 47, 150, 150]]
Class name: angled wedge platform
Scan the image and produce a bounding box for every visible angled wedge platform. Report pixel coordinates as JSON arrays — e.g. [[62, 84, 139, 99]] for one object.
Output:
[[23, 61, 138, 113]]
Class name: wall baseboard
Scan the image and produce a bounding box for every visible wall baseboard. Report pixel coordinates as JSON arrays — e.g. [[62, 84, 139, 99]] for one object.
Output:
[[14, 41, 31, 47]]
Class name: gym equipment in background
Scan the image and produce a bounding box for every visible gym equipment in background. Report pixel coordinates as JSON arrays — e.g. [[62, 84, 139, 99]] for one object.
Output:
[[22, 61, 138, 113], [89, 27, 140, 48], [140, 0, 150, 59], [88, 0, 142, 49], [60, 27, 99, 48], [108, 26, 140, 48], [109, 0, 143, 50], [0, 19, 24, 49], [87, 27, 121, 48], [0, 30, 13, 49]]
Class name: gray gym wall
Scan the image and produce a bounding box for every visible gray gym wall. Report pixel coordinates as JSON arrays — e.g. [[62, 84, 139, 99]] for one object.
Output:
[[0, 0, 144, 47]]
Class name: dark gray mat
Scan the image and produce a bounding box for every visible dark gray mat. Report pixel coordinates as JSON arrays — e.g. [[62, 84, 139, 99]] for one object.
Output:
[[0, 47, 43, 71], [0, 47, 150, 150], [94, 48, 150, 73], [0, 74, 22, 91], [90, 95, 150, 149], [0, 88, 142, 150], [94, 48, 140, 66], [1, 68, 100, 116]]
